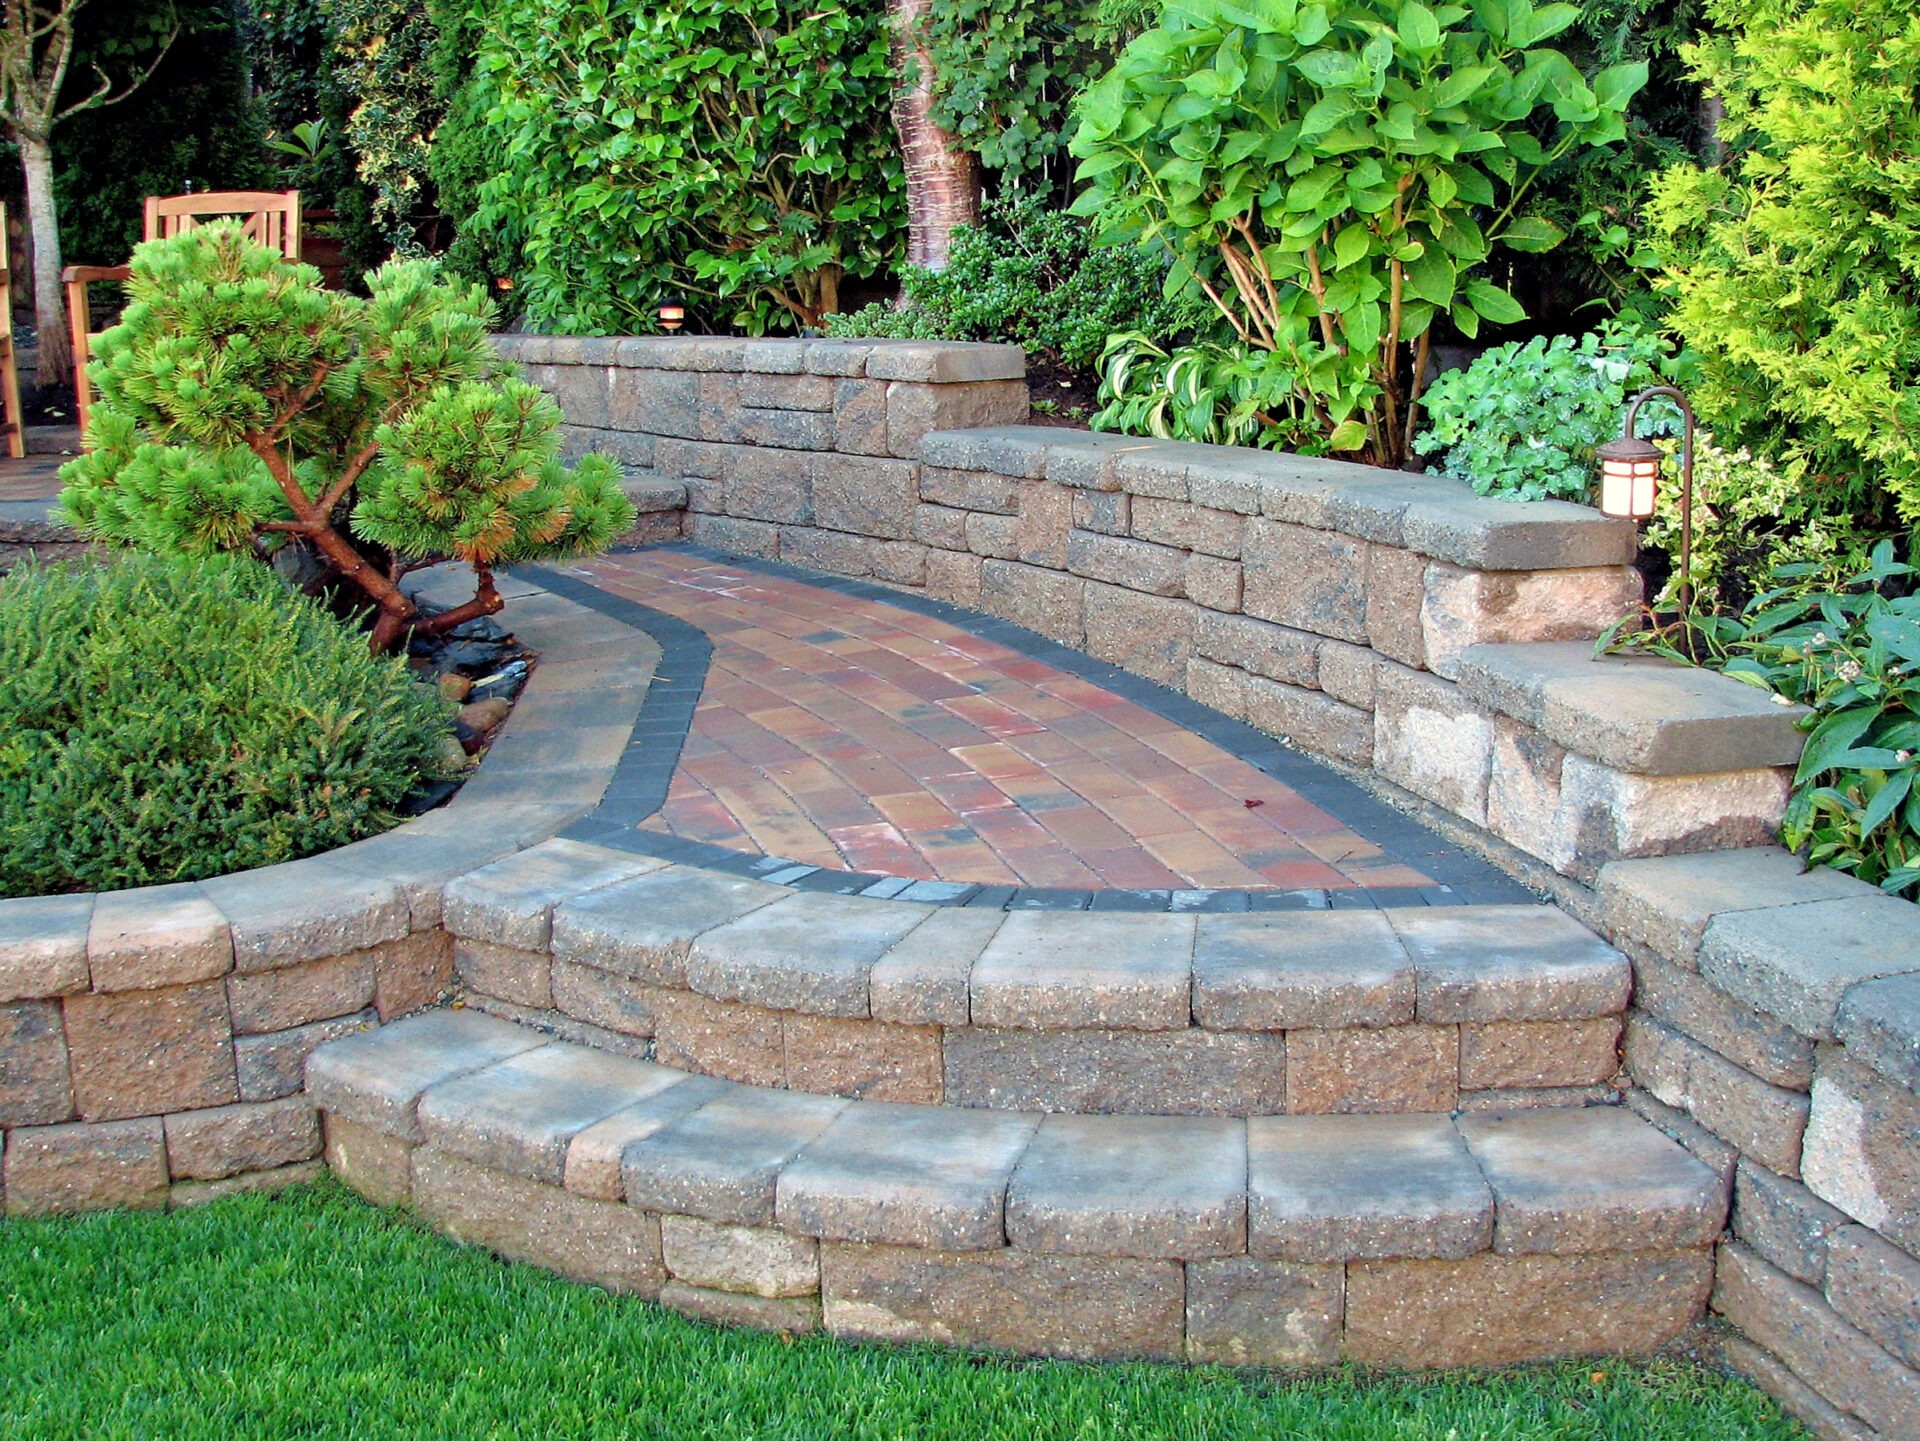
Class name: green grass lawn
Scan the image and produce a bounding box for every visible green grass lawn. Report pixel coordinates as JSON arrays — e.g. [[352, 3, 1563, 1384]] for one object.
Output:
[[0, 1179, 1803, 1441]]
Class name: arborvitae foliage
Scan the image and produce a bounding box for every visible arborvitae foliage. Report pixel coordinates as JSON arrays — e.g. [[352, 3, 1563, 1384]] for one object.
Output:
[[0, 553, 451, 896], [58, 224, 635, 651]]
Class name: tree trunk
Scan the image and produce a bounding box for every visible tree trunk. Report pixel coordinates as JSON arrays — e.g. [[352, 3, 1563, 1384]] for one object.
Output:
[[888, 0, 979, 272], [19, 132, 70, 393]]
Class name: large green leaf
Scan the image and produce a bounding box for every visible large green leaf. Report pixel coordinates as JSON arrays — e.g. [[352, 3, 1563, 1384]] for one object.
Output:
[[1499, 215, 1566, 252]]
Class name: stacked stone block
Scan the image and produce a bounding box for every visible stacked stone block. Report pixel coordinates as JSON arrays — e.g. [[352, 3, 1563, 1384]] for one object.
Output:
[[309, 1009, 1725, 1367]]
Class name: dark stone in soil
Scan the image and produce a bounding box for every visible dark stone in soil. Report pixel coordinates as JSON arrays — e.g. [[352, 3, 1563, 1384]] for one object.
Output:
[[468, 660, 530, 703], [396, 778, 461, 816]]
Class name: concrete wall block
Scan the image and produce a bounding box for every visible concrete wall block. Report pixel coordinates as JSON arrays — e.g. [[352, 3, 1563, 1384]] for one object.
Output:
[[738, 339, 807, 374], [821, 1242, 1185, 1362], [1626, 1014, 1810, 1178], [1346, 1247, 1713, 1368], [1066, 532, 1187, 598], [235, 1009, 377, 1103], [919, 466, 1021, 515], [1186, 1258, 1344, 1366], [782, 1013, 943, 1104], [1365, 544, 1428, 668], [1285, 1025, 1459, 1114], [1373, 664, 1493, 828], [163, 1096, 321, 1182], [1317, 641, 1378, 710], [608, 367, 700, 438], [1130, 497, 1245, 558], [661, 1213, 819, 1298], [832, 378, 892, 457], [924, 549, 984, 608], [781, 527, 878, 581], [942, 1026, 1287, 1116], [1714, 1243, 1920, 1440], [228, 952, 377, 1034], [1734, 1159, 1853, 1287], [1634, 952, 1815, 1091], [3, 1116, 169, 1216], [1485, 717, 1575, 875], [372, 931, 455, 1021], [87, 883, 232, 993], [864, 341, 1026, 383], [1803, 1049, 1920, 1258], [1184, 554, 1244, 613], [1421, 565, 1644, 681], [0, 999, 74, 1126], [741, 372, 835, 412], [1460, 1017, 1621, 1091], [1072, 490, 1131, 536], [649, 987, 787, 1088], [323, 1111, 414, 1206], [653, 438, 730, 483], [1193, 610, 1322, 688], [0, 895, 93, 1002], [455, 937, 551, 1010], [690, 513, 781, 560], [805, 341, 871, 377], [696, 372, 744, 442], [1827, 1224, 1920, 1370], [545, 365, 612, 429], [1239, 672, 1374, 768], [888, 380, 1030, 459], [1081, 582, 1195, 687], [722, 447, 815, 525], [63, 979, 238, 1123], [1242, 520, 1371, 643], [1186, 657, 1250, 721], [979, 560, 1085, 647], [1557, 758, 1793, 882], [964, 511, 1020, 560], [913, 503, 970, 551], [1016, 484, 1073, 568], [871, 540, 929, 589], [550, 958, 656, 1039], [201, 864, 408, 975], [736, 407, 834, 453]]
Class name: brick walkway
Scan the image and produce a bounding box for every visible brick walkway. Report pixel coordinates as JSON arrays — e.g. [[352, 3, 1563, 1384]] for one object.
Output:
[[581, 550, 1446, 893]]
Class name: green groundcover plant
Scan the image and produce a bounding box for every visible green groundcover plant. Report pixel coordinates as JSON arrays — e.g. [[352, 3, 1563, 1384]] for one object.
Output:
[[0, 554, 450, 898], [57, 225, 634, 654], [1071, 0, 1647, 465]]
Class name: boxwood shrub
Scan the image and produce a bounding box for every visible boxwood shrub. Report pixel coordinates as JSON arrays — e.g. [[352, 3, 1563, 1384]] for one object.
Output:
[[0, 555, 453, 897]]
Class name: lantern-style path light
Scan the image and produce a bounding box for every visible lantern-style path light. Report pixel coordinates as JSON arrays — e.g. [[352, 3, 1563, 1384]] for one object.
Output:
[[1597, 384, 1698, 614], [657, 298, 687, 334]]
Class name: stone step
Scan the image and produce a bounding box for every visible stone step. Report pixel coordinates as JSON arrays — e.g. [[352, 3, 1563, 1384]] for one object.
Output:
[[306, 1009, 1729, 1368], [439, 839, 1631, 1115]]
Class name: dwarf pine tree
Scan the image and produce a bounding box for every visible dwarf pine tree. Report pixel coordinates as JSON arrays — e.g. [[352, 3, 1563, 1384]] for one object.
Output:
[[58, 224, 635, 651]]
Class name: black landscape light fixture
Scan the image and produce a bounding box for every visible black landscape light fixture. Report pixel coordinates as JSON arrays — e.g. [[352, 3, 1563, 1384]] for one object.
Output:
[[1597, 384, 1697, 613], [657, 298, 687, 333]]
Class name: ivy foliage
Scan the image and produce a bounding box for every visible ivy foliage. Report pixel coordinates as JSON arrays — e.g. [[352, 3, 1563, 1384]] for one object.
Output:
[[825, 193, 1204, 367], [1647, 0, 1920, 530], [462, 0, 902, 335], [0, 553, 451, 897], [326, 0, 444, 255], [426, 0, 514, 288], [1415, 321, 1667, 501], [1069, 0, 1647, 467], [57, 225, 634, 650]]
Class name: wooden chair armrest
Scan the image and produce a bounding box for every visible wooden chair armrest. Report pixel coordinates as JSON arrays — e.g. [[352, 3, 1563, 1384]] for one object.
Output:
[[61, 264, 133, 284]]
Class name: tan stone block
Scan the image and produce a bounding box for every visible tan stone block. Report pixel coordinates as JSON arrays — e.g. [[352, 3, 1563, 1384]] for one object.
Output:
[[3, 1116, 169, 1215], [1626, 1015, 1809, 1178], [1072, 489, 1129, 535], [650, 987, 785, 1086], [661, 1213, 819, 1297], [659, 1282, 822, 1333], [1185, 554, 1244, 613], [1828, 1224, 1920, 1370], [1242, 520, 1370, 643], [1286, 1026, 1458, 1114], [1067, 532, 1186, 596], [872, 540, 928, 588], [780, 527, 878, 579], [1365, 544, 1428, 667], [323, 1111, 413, 1205], [1240, 671, 1373, 767], [924, 549, 983, 608], [1461, 1018, 1621, 1091], [63, 980, 237, 1122], [919, 466, 1021, 514], [170, 1159, 326, 1209], [1346, 1248, 1712, 1367], [1186, 1258, 1344, 1366], [1082, 581, 1194, 686], [1803, 1049, 1920, 1257], [979, 560, 1084, 646], [1131, 497, 1244, 558], [1556, 758, 1792, 881], [965, 511, 1020, 560], [832, 377, 890, 457], [163, 1097, 321, 1181], [782, 1013, 942, 1103], [1421, 564, 1642, 680], [0, 999, 73, 1126], [914, 502, 970, 549], [1186, 657, 1250, 721], [87, 883, 232, 992], [1192, 610, 1320, 687], [0, 895, 91, 1002], [1374, 664, 1493, 827], [886, 379, 1029, 459], [813, 455, 918, 540], [413, 1147, 666, 1296], [226, 953, 376, 1034], [821, 1242, 1184, 1361], [1317, 641, 1377, 709], [373, 930, 454, 1020], [1016, 483, 1072, 567], [1486, 717, 1575, 872], [551, 959, 656, 1038]]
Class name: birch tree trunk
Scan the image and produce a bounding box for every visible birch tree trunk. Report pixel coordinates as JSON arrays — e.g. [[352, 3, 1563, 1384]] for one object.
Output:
[[888, 0, 979, 272], [19, 131, 67, 385]]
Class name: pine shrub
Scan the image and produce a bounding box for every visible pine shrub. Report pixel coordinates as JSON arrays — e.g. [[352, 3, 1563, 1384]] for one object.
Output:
[[0, 554, 452, 897]]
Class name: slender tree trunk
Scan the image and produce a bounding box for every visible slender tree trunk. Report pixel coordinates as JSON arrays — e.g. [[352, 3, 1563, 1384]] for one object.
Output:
[[888, 0, 979, 272], [19, 132, 70, 389]]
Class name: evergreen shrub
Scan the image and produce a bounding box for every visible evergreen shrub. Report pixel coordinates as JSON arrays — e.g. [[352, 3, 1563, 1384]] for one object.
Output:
[[0, 554, 451, 897]]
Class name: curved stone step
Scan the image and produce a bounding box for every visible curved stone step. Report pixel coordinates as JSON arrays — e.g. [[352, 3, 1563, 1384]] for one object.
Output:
[[306, 1009, 1727, 1368], [439, 839, 1630, 1115]]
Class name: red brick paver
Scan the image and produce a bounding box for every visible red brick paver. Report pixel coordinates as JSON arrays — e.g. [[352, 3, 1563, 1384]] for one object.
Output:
[[578, 550, 1437, 891]]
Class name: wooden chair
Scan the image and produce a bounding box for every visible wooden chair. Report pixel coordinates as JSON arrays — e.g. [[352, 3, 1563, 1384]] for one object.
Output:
[[0, 205, 25, 460], [65, 190, 302, 441]]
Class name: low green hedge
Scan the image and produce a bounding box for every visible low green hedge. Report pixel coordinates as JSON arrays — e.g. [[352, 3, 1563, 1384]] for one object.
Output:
[[0, 554, 452, 897]]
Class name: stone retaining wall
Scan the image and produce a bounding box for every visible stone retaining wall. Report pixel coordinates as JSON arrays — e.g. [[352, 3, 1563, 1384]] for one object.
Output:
[[496, 334, 1803, 886], [0, 574, 660, 1216]]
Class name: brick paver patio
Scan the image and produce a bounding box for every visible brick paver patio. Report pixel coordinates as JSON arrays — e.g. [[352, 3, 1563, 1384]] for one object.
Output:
[[581, 549, 1444, 893]]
